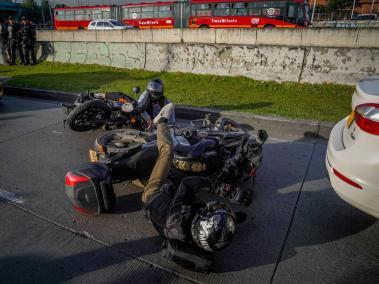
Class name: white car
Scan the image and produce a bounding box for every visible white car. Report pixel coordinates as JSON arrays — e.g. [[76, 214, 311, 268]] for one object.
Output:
[[87, 19, 134, 30], [326, 76, 379, 218]]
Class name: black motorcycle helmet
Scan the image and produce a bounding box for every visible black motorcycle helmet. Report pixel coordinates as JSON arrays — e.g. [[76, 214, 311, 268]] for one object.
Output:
[[191, 201, 236, 252], [146, 78, 164, 102]]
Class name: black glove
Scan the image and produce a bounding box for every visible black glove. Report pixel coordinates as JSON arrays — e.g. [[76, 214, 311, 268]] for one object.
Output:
[[228, 187, 253, 207], [213, 182, 233, 198], [213, 183, 252, 207]]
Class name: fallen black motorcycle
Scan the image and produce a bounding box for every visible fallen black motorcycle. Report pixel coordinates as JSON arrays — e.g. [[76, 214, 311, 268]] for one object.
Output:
[[62, 87, 149, 132], [65, 117, 268, 215]]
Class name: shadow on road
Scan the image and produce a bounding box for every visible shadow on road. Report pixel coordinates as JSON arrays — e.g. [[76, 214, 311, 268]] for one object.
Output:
[[0, 236, 176, 283], [0, 96, 59, 114]]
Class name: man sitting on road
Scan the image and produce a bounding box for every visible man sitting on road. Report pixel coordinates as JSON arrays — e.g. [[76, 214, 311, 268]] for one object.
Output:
[[135, 78, 175, 130], [141, 103, 250, 271]]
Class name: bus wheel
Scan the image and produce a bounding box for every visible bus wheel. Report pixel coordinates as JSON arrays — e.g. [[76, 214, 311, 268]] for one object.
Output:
[[78, 26, 84, 30], [263, 24, 275, 29], [199, 25, 209, 29]]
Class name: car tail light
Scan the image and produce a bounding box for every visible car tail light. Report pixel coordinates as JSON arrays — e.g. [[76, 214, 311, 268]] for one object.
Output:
[[333, 168, 363, 190], [354, 103, 379, 135], [65, 172, 89, 187]]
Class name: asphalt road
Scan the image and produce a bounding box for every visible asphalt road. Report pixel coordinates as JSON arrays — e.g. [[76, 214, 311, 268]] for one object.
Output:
[[0, 96, 378, 284]]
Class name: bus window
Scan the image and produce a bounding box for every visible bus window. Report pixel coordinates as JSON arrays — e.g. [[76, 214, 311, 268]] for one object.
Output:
[[248, 2, 261, 16], [102, 10, 111, 19], [75, 10, 85, 21], [156, 5, 172, 18], [92, 9, 102, 20], [127, 7, 141, 19], [65, 10, 74, 21], [285, 3, 300, 23], [141, 6, 154, 18], [55, 10, 64, 20], [192, 4, 212, 17], [232, 3, 248, 16], [214, 3, 231, 16], [84, 10, 91, 20], [297, 6, 304, 20]]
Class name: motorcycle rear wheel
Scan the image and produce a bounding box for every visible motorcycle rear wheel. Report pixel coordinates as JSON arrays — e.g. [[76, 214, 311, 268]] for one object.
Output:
[[66, 100, 111, 131]]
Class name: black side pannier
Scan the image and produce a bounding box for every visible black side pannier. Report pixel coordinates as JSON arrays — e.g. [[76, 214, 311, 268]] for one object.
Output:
[[65, 162, 114, 215]]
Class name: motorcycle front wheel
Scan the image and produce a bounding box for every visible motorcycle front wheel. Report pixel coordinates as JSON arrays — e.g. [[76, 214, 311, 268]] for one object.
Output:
[[66, 100, 111, 131]]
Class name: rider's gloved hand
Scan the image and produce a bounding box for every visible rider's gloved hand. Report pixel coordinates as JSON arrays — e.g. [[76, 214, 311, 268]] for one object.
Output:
[[213, 182, 253, 206], [213, 182, 233, 198], [228, 187, 253, 207]]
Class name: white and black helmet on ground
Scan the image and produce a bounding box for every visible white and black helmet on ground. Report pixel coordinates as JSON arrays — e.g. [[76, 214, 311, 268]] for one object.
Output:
[[146, 78, 164, 102], [191, 201, 236, 252]]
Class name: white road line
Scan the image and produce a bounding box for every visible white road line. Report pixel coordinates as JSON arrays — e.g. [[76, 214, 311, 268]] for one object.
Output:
[[0, 188, 24, 204]]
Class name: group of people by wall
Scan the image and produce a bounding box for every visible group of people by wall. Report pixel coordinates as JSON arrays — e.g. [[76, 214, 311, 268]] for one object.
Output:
[[0, 16, 37, 66]]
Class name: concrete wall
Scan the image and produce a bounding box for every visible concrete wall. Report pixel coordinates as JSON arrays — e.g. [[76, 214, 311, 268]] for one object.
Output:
[[36, 29, 379, 85]]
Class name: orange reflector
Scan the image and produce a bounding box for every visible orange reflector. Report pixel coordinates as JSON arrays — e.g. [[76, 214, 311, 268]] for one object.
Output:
[[131, 117, 136, 124], [333, 168, 363, 190], [119, 98, 127, 103]]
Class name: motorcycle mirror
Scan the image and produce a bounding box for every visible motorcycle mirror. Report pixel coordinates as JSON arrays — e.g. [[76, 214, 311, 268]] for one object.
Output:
[[132, 86, 140, 94], [257, 129, 268, 144]]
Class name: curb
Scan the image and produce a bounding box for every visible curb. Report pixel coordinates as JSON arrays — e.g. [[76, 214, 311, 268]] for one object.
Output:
[[4, 85, 335, 141], [4, 86, 79, 103]]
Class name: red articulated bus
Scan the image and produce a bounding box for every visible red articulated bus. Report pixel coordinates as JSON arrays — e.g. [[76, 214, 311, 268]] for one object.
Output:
[[53, 0, 309, 30], [54, 5, 117, 30], [188, 0, 309, 28], [121, 0, 309, 29], [121, 2, 176, 29]]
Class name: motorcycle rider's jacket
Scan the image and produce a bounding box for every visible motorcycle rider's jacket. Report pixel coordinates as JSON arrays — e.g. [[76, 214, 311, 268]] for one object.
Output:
[[19, 23, 33, 44], [136, 91, 175, 125], [0, 23, 6, 43], [144, 176, 213, 242], [7, 23, 19, 41]]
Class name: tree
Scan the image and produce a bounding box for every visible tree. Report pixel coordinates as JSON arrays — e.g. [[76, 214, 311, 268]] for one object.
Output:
[[22, 0, 36, 10]]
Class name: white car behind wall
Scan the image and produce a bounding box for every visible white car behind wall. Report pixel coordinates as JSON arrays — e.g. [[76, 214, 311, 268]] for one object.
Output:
[[87, 20, 134, 30]]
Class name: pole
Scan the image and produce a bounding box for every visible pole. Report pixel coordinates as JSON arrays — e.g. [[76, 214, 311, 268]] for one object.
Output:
[[49, 4, 53, 28], [351, 0, 357, 20], [371, 0, 375, 14], [311, 0, 317, 23], [41, 4, 46, 28], [180, 2, 183, 28]]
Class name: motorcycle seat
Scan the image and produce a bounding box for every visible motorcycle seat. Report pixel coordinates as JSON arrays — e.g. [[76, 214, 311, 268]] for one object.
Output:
[[175, 139, 217, 158]]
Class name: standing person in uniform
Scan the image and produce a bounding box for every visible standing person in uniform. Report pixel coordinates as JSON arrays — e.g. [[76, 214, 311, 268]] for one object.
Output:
[[0, 19, 7, 46], [0, 19, 7, 64], [7, 17, 19, 65], [19, 17, 33, 65], [29, 19, 37, 65]]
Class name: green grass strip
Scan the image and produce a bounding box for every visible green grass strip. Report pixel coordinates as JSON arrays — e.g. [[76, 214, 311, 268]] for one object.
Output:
[[0, 62, 354, 122]]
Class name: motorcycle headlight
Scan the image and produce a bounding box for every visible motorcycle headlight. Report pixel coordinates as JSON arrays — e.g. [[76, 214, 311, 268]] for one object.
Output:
[[121, 103, 134, 113]]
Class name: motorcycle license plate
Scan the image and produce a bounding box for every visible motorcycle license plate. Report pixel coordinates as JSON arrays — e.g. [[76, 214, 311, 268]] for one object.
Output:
[[346, 111, 355, 129], [89, 149, 98, 162]]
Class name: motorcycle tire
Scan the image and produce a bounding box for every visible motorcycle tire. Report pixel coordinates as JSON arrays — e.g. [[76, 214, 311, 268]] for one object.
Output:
[[66, 100, 111, 131], [94, 129, 153, 157]]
